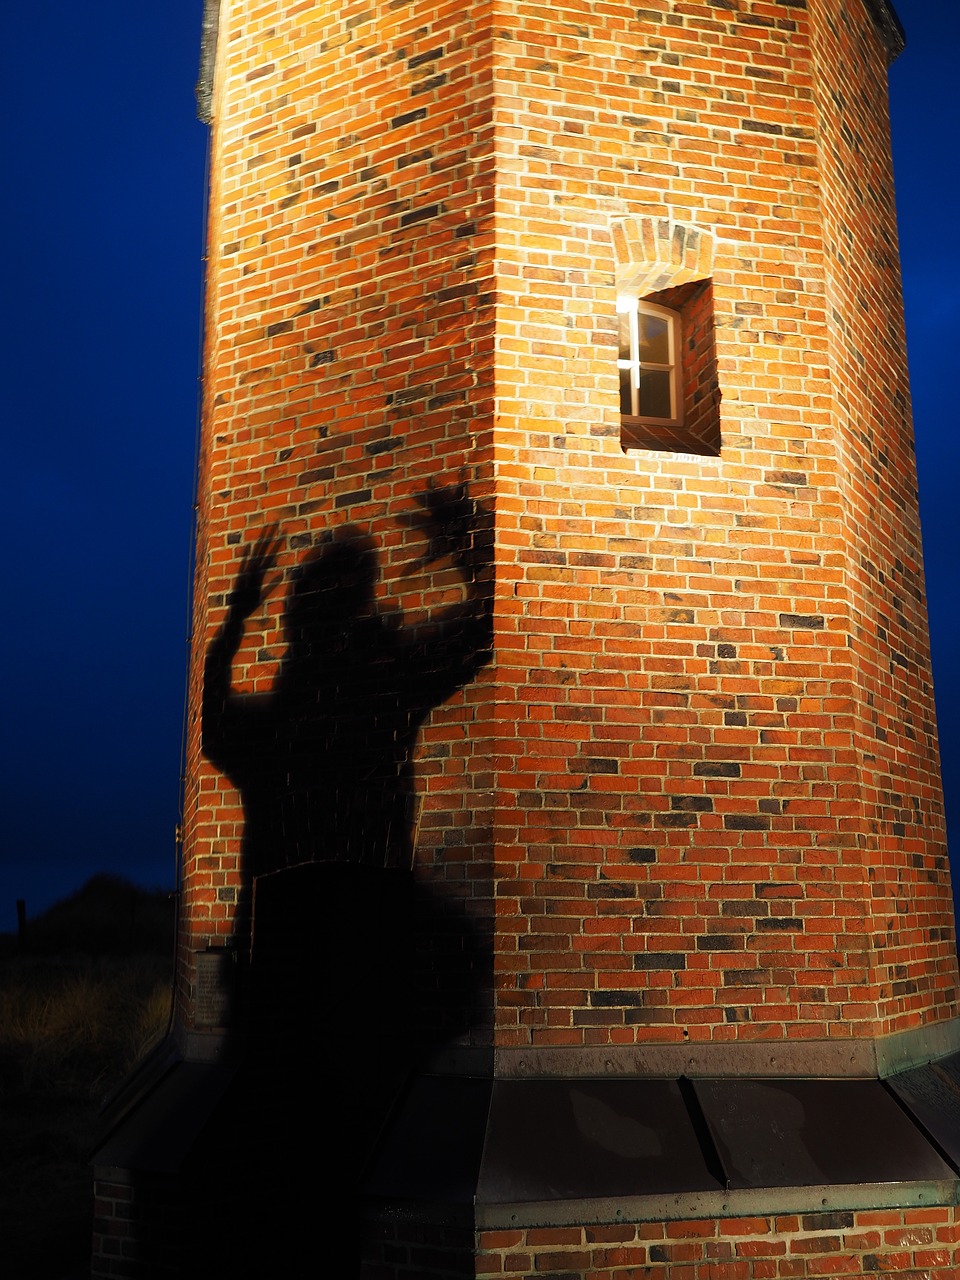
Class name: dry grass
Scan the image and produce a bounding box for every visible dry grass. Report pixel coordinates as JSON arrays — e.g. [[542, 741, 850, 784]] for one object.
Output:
[[0, 955, 171, 1097], [0, 878, 174, 1279]]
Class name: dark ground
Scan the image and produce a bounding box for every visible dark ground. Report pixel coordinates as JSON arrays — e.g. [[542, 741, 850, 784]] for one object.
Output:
[[0, 878, 174, 1280]]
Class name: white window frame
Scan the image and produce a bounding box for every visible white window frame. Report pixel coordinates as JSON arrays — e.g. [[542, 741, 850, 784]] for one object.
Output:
[[617, 296, 682, 429]]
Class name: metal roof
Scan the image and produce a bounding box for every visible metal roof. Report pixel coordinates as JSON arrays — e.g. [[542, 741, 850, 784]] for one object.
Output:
[[365, 1062, 960, 1229]]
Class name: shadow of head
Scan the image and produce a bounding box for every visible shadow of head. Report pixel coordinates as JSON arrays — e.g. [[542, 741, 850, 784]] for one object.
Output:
[[283, 526, 378, 645]]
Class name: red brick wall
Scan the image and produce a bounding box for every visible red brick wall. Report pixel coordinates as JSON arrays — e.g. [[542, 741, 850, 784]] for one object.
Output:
[[483, 0, 957, 1049], [808, 1, 955, 1037], [180, 0, 958, 1048], [476, 1209, 960, 1278], [360, 1209, 960, 1278], [92, 1175, 180, 1278]]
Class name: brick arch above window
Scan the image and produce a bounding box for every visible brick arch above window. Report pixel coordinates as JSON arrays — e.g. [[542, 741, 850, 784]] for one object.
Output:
[[610, 217, 715, 296]]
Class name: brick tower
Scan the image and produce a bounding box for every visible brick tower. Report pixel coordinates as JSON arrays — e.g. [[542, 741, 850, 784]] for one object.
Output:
[[92, 0, 960, 1276]]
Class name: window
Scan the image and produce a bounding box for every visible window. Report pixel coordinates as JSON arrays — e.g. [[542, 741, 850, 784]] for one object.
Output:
[[618, 297, 681, 429], [617, 279, 720, 457]]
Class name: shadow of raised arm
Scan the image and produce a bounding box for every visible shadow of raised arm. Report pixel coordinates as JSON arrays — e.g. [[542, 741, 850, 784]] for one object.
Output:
[[202, 526, 281, 773], [398, 483, 494, 698]]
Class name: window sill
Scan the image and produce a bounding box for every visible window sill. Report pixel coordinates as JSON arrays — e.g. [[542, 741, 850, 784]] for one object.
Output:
[[621, 419, 720, 457]]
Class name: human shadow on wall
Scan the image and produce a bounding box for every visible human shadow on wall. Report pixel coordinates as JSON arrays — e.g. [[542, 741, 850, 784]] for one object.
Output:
[[203, 482, 493, 890], [197, 483, 493, 1277]]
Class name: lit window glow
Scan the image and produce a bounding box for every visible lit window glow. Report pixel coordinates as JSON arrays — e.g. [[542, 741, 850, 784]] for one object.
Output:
[[617, 296, 681, 428]]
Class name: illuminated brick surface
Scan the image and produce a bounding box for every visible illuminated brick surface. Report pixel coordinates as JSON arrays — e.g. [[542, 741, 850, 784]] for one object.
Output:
[[471, 1212, 960, 1278]]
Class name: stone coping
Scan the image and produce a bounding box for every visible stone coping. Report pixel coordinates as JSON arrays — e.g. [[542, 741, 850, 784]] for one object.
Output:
[[422, 1016, 960, 1080], [369, 1179, 959, 1231]]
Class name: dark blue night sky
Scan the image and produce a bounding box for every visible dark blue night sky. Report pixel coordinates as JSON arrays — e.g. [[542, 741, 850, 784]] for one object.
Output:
[[1, 1, 957, 925]]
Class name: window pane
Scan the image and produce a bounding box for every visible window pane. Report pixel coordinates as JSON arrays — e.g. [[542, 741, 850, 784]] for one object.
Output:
[[618, 310, 632, 362], [638, 312, 670, 364], [639, 368, 672, 420], [619, 366, 634, 416]]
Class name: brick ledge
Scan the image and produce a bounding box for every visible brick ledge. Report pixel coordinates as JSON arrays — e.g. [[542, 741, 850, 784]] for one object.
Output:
[[422, 1018, 960, 1079]]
